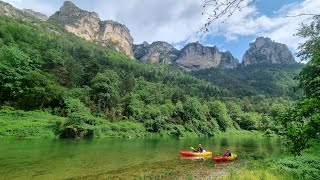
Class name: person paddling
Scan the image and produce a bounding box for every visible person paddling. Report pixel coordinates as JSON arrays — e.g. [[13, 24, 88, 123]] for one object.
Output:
[[223, 149, 232, 157], [194, 144, 204, 153]]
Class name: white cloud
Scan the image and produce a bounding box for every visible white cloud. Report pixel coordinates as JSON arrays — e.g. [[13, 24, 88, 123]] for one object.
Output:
[[93, 0, 204, 44], [1, 0, 205, 44], [203, 0, 320, 57]]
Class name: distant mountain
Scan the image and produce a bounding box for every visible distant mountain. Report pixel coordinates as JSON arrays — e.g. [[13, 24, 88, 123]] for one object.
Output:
[[243, 37, 296, 66], [133, 41, 179, 64], [48, 1, 134, 58], [134, 41, 239, 71], [176, 42, 239, 71], [0, 1, 47, 21], [134, 37, 296, 71]]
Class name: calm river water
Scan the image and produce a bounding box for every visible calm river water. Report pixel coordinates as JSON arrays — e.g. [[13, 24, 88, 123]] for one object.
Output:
[[0, 135, 283, 179]]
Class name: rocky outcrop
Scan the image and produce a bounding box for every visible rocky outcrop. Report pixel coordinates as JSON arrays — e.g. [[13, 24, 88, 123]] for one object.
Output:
[[243, 37, 296, 66], [23, 9, 48, 21], [133, 41, 179, 64], [176, 42, 239, 71], [0, 1, 47, 21], [48, 1, 134, 58]]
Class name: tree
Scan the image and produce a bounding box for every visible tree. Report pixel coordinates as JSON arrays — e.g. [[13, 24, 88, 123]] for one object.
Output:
[[90, 70, 121, 114], [183, 96, 206, 122], [280, 15, 320, 156], [296, 15, 320, 98], [121, 72, 135, 95], [208, 100, 233, 131], [239, 112, 261, 130]]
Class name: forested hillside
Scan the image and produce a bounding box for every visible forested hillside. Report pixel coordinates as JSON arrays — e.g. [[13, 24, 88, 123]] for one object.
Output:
[[0, 15, 301, 138], [192, 64, 304, 98]]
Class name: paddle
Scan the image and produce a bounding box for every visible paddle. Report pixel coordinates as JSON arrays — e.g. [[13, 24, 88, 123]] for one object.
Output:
[[190, 147, 195, 150]]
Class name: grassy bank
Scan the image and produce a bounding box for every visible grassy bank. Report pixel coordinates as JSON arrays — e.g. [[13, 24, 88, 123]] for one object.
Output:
[[0, 108, 266, 139], [0, 108, 66, 138], [0, 107, 255, 139], [220, 141, 320, 180], [0, 108, 219, 139], [0, 108, 150, 139]]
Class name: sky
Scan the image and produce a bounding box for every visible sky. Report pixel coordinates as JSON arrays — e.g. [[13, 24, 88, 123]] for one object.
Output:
[[2, 0, 319, 61]]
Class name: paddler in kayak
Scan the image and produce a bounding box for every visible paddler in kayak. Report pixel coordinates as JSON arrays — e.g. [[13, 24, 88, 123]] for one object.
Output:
[[193, 144, 204, 153], [223, 149, 232, 157]]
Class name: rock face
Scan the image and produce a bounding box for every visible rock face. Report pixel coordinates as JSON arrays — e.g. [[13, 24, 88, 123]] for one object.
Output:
[[23, 9, 48, 21], [133, 41, 179, 64], [0, 1, 47, 21], [243, 37, 296, 66], [176, 42, 239, 71], [48, 1, 134, 58]]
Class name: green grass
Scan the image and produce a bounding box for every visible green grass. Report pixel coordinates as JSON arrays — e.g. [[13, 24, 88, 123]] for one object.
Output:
[[0, 108, 270, 139], [220, 141, 320, 180], [0, 107, 66, 138], [0, 108, 150, 139], [97, 121, 149, 138]]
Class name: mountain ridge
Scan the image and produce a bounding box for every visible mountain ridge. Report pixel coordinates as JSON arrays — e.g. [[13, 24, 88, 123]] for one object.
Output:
[[0, 1, 297, 71], [243, 37, 296, 66], [0, 1, 47, 21], [48, 1, 134, 58]]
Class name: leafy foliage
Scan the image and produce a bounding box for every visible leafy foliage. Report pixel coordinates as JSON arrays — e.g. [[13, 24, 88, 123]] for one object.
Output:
[[192, 63, 303, 98], [280, 15, 320, 155]]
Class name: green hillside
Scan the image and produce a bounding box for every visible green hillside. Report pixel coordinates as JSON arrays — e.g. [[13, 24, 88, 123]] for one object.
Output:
[[0, 15, 300, 138], [191, 64, 304, 98]]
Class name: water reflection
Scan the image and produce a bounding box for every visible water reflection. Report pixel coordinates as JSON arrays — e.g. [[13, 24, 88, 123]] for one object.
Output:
[[180, 156, 208, 161], [0, 136, 283, 179], [214, 160, 236, 168]]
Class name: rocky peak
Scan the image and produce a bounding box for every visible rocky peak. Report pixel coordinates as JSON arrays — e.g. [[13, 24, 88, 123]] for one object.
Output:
[[48, 1, 134, 58], [50, 1, 98, 26], [142, 41, 149, 47], [133, 41, 179, 64], [176, 42, 239, 71], [242, 37, 296, 66], [0, 1, 47, 21], [61, 1, 80, 12]]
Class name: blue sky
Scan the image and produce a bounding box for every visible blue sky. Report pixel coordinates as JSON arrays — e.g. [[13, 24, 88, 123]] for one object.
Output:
[[3, 0, 319, 62]]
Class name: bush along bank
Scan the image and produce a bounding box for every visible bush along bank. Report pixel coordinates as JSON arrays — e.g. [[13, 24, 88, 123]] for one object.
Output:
[[220, 140, 320, 180]]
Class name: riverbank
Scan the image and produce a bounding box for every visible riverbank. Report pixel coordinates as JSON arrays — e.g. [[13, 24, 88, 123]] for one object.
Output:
[[0, 107, 149, 139], [217, 140, 320, 180], [0, 108, 268, 139]]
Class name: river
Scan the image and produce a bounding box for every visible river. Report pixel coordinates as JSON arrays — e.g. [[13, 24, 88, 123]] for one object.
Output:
[[0, 135, 283, 179]]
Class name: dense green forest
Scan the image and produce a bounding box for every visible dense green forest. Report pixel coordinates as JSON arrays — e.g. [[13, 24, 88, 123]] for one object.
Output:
[[0, 14, 310, 141], [191, 63, 303, 98]]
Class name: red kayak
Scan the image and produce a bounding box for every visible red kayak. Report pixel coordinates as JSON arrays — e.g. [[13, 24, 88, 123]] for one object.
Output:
[[213, 154, 237, 162], [180, 151, 212, 157]]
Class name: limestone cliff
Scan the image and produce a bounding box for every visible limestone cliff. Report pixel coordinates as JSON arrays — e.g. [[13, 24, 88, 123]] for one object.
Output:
[[48, 1, 134, 58], [243, 37, 296, 66], [133, 41, 179, 64], [176, 42, 239, 71]]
